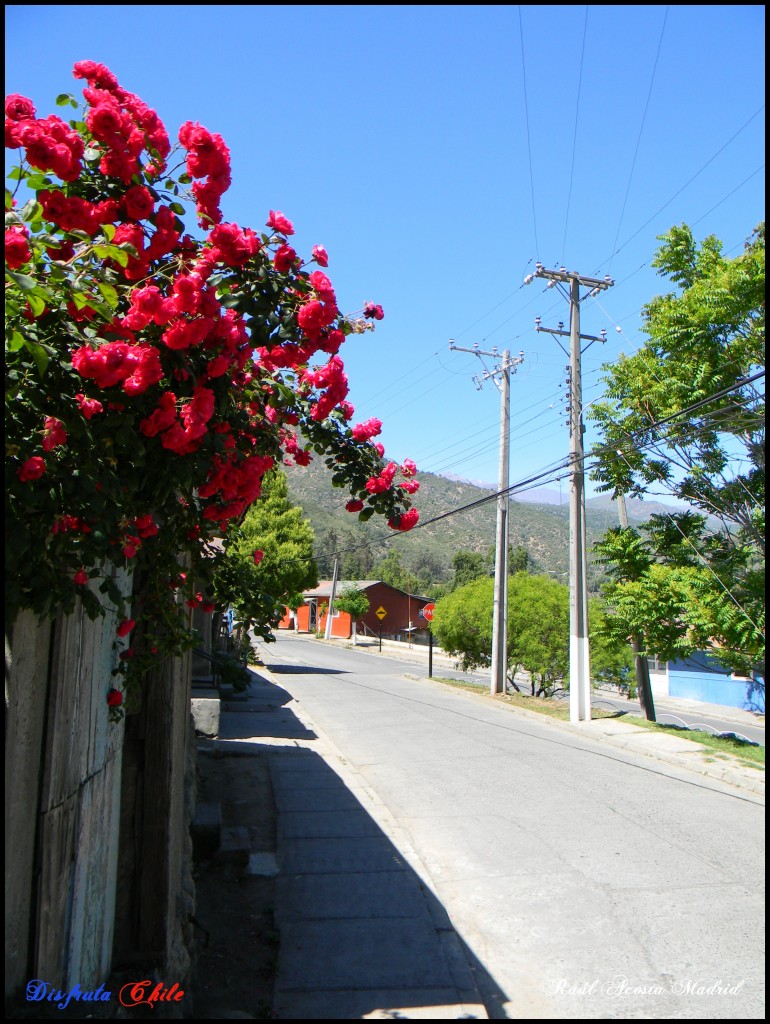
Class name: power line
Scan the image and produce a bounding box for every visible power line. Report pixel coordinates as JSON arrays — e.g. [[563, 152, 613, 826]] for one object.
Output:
[[518, 5, 539, 257], [608, 5, 669, 274], [561, 5, 589, 265]]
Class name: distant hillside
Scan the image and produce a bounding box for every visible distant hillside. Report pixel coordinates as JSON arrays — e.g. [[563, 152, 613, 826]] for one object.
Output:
[[283, 458, 678, 590]]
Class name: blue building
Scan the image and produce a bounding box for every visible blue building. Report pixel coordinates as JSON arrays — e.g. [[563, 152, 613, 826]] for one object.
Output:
[[648, 651, 764, 713]]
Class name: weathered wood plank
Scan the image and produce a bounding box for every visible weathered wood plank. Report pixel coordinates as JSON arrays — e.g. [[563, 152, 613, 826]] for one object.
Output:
[[5, 610, 53, 998], [35, 793, 78, 985]]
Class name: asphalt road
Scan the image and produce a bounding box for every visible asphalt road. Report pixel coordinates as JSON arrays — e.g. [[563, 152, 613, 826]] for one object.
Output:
[[259, 632, 765, 1020]]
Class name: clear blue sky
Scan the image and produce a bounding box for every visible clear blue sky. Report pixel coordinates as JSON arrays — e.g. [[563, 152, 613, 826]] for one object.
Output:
[[5, 5, 765, 503]]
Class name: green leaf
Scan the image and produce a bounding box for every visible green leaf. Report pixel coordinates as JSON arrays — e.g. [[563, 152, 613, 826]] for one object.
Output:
[[21, 199, 43, 223], [93, 244, 129, 267], [25, 341, 50, 376], [168, 201, 185, 216], [6, 270, 37, 291], [25, 173, 53, 191], [6, 166, 24, 182], [56, 93, 75, 107], [7, 330, 25, 352], [26, 292, 46, 317], [97, 282, 119, 307], [101, 223, 116, 241]]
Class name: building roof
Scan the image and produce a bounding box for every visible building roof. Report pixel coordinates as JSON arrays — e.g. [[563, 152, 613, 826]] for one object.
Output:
[[303, 580, 432, 602]]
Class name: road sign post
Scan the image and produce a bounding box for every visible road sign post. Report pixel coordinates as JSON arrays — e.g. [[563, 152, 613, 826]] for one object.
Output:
[[421, 604, 436, 677]]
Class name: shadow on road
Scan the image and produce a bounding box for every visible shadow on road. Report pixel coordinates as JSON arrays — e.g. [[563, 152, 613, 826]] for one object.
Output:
[[211, 671, 510, 1019]]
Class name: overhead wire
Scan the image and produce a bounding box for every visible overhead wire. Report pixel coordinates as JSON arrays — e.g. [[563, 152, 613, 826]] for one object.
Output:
[[518, 4, 539, 258], [607, 5, 669, 274], [561, 5, 589, 265]]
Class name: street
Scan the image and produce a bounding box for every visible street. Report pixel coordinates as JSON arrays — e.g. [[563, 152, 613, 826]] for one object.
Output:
[[259, 632, 765, 1019]]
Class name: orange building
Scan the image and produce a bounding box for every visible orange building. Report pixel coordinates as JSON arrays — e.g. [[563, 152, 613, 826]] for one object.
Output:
[[278, 580, 433, 642]]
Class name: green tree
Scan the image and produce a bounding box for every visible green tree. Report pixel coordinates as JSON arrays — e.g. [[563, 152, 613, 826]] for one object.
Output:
[[374, 548, 411, 591], [451, 550, 487, 590], [214, 469, 318, 639], [507, 573, 569, 696], [433, 572, 581, 696], [334, 585, 370, 644], [589, 223, 765, 680], [341, 536, 375, 580], [431, 576, 494, 673], [509, 545, 530, 574], [587, 597, 635, 691]]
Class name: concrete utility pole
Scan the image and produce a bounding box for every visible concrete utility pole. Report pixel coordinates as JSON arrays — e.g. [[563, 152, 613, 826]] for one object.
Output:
[[324, 557, 339, 640], [449, 341, 524, 695], [525, 265, 613, 722]]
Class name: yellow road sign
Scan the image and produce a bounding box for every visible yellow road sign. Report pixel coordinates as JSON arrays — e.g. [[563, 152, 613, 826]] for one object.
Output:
[[375, 606, 387, 620]]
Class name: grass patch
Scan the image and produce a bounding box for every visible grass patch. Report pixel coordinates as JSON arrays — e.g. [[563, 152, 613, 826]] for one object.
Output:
[[618, 714, 765, 769]]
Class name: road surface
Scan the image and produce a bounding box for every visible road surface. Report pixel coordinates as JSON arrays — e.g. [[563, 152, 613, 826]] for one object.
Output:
[[258, 633, 765, 1019]]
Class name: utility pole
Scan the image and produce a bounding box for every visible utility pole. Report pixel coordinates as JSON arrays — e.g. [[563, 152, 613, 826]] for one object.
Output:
[[324, 557, 339, 640], [449, 342, 524, 695], [614, 494, 657, 721], [525, 265, 612, 722]]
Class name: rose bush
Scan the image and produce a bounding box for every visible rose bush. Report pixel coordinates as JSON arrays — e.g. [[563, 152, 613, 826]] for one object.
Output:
[[5, 62, 418, 702]]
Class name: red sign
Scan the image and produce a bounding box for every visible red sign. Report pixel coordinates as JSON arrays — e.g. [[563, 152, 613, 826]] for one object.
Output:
[[421, 603, 435, 622]]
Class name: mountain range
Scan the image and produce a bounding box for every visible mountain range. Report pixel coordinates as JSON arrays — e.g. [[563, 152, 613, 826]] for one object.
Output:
[[283, 459, 688, 590]]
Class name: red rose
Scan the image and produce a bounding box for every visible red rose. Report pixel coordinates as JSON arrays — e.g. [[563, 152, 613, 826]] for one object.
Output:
[[252, 549, 264, 566], [106, 688, 123, 707], [266, 210, 294, 236], [116, 618, 136, 637], [76, 393, 104, 420], [345, 499, 364, 513], [364, 302, 384, 320], [388, 508, 419, 532], [41, 416, 67, 451], [17, 456, 46, 481], [122, 185, 155, 221], [5, 225, 31, 269], [5, 93, 36, 121], [74, 569, 89, 586], [273, 244, 297, 274], [311, 244, 329, 267]]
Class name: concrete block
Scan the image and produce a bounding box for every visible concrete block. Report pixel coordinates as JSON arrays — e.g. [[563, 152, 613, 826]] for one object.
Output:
[[191, 696, 220, 737]]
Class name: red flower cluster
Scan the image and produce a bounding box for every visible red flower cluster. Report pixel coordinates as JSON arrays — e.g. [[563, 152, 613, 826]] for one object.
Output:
[[6, 102, 84, 181], [72, 341, 164, 395], [179, 120, 231, 226], [6, 58, 423, 651], [366, 460, 397, 494], [351, 418, 383, 442], [303, 356, 349, 421], [39, 189, 117, 236], [74, 59, 170, 183], [388, 508, 420, 532]]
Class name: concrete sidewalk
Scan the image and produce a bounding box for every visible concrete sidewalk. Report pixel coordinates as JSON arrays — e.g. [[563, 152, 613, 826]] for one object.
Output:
[[203, 668, 491, 1020]]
